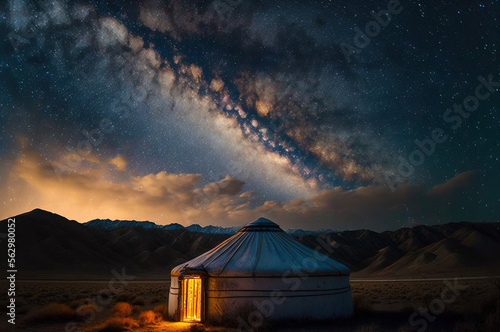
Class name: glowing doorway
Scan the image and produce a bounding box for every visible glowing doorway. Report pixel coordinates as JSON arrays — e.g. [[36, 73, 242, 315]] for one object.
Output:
[[181, 276, 202, 322]]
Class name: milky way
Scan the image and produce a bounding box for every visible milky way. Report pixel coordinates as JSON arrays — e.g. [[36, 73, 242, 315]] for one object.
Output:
[[0, 0, 498, 230]]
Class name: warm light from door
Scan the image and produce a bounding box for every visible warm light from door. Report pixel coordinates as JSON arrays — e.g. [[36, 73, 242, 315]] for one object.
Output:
[[182, 276, 202, 322]]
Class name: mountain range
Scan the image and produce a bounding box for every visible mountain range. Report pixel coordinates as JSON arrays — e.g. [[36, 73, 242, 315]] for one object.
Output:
[[1, 209, 499, 279], [84, 218, 336, 236]]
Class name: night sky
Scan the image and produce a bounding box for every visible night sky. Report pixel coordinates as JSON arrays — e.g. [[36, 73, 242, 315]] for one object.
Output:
[[0, 0, 498, 231]]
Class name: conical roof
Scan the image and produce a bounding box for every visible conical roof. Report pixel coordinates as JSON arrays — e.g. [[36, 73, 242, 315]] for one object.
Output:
[[171, 217, 349, 277]]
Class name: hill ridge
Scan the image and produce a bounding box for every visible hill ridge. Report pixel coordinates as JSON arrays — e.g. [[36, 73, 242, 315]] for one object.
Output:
[[1, 209, 499, 279]]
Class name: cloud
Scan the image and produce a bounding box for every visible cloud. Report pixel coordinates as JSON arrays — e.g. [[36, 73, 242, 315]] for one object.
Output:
[[428, 171, 479, 197], [209, 176, 245, 196], [1, 0, 400, 196], [110, 154, 127, 171], [5, 148, 252, 224], [2, 0, 319, 201], [263, 171, 482, 231], [3, 147, 482, 231], [2, 0, 496, 232]]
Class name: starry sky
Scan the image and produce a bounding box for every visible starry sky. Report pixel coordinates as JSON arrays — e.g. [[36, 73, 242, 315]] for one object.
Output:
[[0, 0, 498, 231]]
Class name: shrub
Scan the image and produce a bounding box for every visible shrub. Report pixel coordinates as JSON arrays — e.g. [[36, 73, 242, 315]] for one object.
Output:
[[138, 310, 161, 326], [154, 304, 169, 319], [100, 317, 139, 332], [27, 303, 78, 323], [111, 302, 133, 317], [76, 304, 98, 314], [132, 305, 142, 315], [76, 304, 99, 322]]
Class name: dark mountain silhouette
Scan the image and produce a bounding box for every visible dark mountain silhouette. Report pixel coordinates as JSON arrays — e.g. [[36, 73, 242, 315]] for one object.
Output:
[[0, 209, 229, 279], [299, 222, 500, 277], [85, 218, 335, 235], [1, 209, 499, 279], [85, 218, 243, 234]]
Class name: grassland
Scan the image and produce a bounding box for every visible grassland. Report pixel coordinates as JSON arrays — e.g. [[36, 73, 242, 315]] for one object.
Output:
[[0, 278, 498, 331]]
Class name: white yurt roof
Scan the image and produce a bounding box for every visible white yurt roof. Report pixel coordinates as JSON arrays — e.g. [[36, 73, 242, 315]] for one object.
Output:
[[171, 217, 349, 277]]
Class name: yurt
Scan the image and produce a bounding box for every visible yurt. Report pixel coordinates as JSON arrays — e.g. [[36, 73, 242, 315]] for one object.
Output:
[[168, 217, 352, 323]]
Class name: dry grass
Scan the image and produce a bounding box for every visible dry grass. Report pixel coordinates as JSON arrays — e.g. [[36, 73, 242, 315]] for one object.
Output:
[[482, 281, 500, 331], [115, 293, 134, 303], [10, 279, 500, 331], [154, 304, 169, 319], [138, 310, 161, 325], [352, 294, 372, 314], [100, 317, 139, 331], [76, 303, 98, 314], [111, 302, 133, 317], [150, 295, 163, 304], [484, 312, 500, 332], [76, 303, 99, 322], [131, 296, 146, 306], [69, 299, 87, 309], [187, 324, 207, 332], [133, 304, 142, 315], [26, 303, 79, 323], [452, 286, 500, 332]]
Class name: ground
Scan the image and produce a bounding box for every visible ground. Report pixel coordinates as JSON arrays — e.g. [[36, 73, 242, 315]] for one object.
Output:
[[0, 277, 498, 331]]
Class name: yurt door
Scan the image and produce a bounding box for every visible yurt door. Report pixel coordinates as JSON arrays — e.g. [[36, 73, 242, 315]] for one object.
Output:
[[181, 276, 202, 322]]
